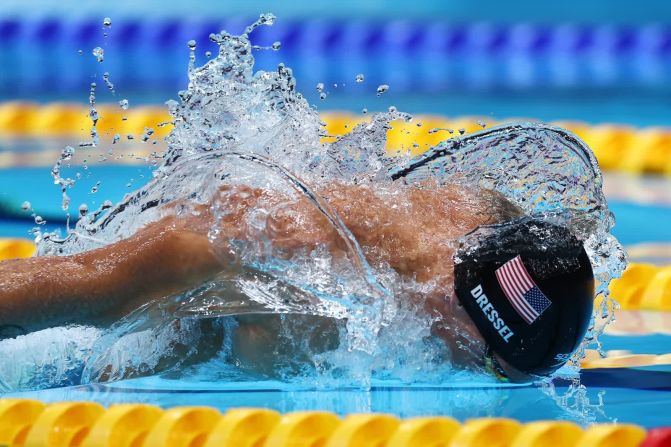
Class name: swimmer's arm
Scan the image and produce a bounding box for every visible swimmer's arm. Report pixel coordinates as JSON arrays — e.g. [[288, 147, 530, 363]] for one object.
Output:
[[0, 181, 500, 334], [0, 216, 223, 333], [0, 186, 340, 334]]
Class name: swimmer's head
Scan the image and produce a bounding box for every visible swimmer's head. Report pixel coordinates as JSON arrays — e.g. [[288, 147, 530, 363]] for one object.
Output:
[[453, 217, 595, 380]]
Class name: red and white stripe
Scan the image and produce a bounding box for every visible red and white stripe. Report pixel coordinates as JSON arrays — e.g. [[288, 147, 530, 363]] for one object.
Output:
[[495, 255, 538, 324]]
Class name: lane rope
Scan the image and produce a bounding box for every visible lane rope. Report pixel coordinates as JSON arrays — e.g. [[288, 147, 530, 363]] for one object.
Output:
[[0, 399, 660, 447], [1, 103, 671, 175], [2, 18, 671, 93]]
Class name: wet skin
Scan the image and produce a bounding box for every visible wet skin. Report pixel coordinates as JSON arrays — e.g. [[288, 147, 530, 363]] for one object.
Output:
[[0, 182, 527, 380]]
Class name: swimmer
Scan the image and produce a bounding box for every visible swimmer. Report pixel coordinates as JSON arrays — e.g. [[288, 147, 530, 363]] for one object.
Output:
[[0, 180, 594, 383]]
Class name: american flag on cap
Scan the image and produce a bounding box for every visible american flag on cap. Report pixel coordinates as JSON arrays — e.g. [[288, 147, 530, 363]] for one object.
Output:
[[495, 255, 551, 324]]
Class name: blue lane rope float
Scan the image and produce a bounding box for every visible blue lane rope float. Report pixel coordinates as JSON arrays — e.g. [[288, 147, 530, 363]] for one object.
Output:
[[2, 18, 671, 94]]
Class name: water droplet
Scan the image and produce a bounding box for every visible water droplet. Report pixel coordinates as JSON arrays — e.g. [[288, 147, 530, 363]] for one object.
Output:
[[101, 200, 113, 210], [271, 41, 281, 50], [376, 84, 389, 96], [112, 133, 120, 144], [315, 82, 324, 93], [103, 72, 114, 92], [34, 216, 45, 225], [61, 145, 75, 161], [187, 40, 197, 72], [428, 127, 454, 135], [92, 47, 104, 63], [388, 106, 397, 113], [362, 107, 368, 114], [416, 122, 422, 127], [118, 99, 129, 110], [141, 127, 155, 142], [78, 203, 88, 217], [77, 49, 83, 55], [127, 134, 134, 140], [61, 192, 71, 211], [477, 120, 487, 128], [355, 73, 365, 83], [21, 201, 31, 211], [85, 82, 99, 147], [103, 17, 112, 27], [319, 92, 327, 100], [205, 51, 212, 58], [258, 13, 276, 27], [458, 128, 466, 135]]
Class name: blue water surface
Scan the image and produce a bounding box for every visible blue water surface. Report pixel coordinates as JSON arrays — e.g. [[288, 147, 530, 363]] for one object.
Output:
[[3, 354, 670, 427]]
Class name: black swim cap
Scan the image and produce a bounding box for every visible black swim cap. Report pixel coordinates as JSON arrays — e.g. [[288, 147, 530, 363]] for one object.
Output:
[[454, 217, 594, 377]]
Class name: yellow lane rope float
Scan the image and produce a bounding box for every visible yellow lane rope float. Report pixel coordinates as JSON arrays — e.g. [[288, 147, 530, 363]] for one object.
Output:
[[0, 238, 36, 260], [609, 264, 671, 311], [1, 103, 671, 175], [0, 399, 654, 447], [580, 349, 671, 369]]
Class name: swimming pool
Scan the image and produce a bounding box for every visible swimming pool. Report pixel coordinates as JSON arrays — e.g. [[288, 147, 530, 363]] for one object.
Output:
[[1, 13, 671, 447], [1, 160, 669, 429]]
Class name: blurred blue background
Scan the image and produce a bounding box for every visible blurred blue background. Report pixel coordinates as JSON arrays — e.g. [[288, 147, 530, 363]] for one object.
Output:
[[2, 0, 671, 125]]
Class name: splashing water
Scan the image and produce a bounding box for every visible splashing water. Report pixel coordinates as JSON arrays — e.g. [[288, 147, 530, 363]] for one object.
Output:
[[18, 14, 625, 398], [92, 47, 104, 63]]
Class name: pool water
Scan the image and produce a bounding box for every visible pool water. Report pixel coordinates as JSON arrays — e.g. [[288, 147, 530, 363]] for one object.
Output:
[[0, 165, 670, 428], [1, 334, 669, 427]]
